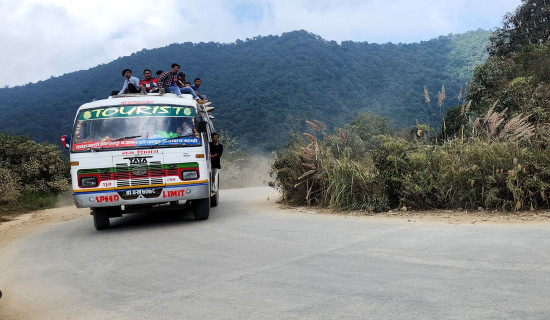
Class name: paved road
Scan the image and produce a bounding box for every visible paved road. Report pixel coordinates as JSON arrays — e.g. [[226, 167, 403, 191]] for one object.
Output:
[[1, 187, 550, 319]]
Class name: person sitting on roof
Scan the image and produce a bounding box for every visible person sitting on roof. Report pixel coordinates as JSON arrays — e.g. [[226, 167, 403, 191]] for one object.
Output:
[[191, 77, 207, 100], [176, 72, 187, 88], [157, 63, 210, 105], [118, 69, 140, 95], [139, 69, 158, 94]]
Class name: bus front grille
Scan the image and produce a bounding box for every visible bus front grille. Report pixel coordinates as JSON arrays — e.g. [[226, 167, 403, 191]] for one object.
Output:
[[116, 177, 164, 187]]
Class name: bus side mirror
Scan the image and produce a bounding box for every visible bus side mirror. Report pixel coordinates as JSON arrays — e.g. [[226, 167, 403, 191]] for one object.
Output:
[[60, 135, 70, 149], [196, 120, 207, 133]]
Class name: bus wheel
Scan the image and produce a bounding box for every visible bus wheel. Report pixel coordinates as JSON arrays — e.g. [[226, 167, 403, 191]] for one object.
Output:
[[192, 198, 210, 220], [210, 192, 219, 207], [92, 208, 110, 230]]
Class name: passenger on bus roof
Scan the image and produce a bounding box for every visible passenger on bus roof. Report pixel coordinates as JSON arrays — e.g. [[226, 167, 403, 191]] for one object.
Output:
[[191, 78, 207, 101], [157, 63, 210, 105], [118, 69, 140, 95], [139, 69, 159, 94], [176, 72, 186, 88]]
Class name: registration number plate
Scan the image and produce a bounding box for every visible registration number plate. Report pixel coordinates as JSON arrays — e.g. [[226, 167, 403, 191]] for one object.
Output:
[[125, 189, 157, 196]]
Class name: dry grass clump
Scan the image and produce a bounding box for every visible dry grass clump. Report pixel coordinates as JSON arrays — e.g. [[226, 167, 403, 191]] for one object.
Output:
[[472, 102, 535, 141]]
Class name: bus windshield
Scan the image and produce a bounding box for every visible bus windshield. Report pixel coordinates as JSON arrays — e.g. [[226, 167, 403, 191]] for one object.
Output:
[[71, 105, 200, 152]]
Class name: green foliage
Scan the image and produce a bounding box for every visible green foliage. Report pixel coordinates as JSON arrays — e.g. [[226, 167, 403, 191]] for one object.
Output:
[[326, 112, 392, 160], [439, 104, 478, 140], [270, 137, 309, 205], [17, 191, 61, 211], [466, 57, 512, 113], [468, 1, 550, 126], [489, 0, 550, 57], [370, 136, 416, 207], [318, 153, 388, 212], [0, 30, 491, 152], [447, 29, 494, 80], [272, 109, 550, 212], [270, 120, 389, 212], [467, 45, 550, 122], [0, 133, 70, 206]]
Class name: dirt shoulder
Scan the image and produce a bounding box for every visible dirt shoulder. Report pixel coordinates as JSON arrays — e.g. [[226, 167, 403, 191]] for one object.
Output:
[[0, 206, 89, 320], [276, 204, 550, 225], [0, 206, 89, 250], [244, 188, 550, 225]]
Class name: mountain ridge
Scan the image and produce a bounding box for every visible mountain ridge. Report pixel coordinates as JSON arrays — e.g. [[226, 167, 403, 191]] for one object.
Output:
[[0, 29, 492, 151]]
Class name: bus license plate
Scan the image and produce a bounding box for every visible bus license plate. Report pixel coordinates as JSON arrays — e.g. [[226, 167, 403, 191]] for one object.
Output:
[[125, 189, 156, 196]]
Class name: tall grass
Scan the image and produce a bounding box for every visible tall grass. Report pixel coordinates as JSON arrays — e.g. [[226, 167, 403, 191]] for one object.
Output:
[[271, 120, 388, 212], [271, 110, 550, 212]]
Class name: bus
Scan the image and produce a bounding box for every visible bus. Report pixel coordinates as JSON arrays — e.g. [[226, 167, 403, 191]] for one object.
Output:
[[61, 93, 218, 230]]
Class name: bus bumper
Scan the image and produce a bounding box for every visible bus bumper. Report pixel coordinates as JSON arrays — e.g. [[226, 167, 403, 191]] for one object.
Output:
[[72, 183, 210, 208]]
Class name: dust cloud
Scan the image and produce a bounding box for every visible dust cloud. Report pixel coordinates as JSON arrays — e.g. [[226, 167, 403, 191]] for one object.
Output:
[[54, 190, 77, 209], [220, 155, 274, 189]]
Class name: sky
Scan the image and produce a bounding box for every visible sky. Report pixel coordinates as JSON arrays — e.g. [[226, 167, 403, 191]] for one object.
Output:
[[0, 0, 522, 88]]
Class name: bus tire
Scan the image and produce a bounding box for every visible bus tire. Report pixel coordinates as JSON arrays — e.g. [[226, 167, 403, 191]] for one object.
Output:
[[192, 198, 210, 220], [92, 208, 110, 230], [210, 192, 219, 207]]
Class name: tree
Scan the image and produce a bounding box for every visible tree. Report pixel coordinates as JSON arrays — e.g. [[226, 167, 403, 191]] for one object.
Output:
[[467, 1, 550, 122], [489, 0, 550, 57]]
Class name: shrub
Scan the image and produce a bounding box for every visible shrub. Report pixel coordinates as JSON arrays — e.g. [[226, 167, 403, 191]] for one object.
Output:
[[0, 133, 70, 206], [0, 168, 20, 203], [271, 120, 388, 212]]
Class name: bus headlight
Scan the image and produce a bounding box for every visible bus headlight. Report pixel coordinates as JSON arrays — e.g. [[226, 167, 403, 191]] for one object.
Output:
[[181, 170, 198, 180], [79, 177, 98, 188]]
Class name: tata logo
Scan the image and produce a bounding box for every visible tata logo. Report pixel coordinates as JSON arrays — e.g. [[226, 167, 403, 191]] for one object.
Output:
[[126, 157, 148, 164], [132, 166, 148, 176]]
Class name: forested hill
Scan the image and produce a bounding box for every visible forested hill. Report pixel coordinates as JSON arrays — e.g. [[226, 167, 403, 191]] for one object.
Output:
[[0, 29, 491, 151]]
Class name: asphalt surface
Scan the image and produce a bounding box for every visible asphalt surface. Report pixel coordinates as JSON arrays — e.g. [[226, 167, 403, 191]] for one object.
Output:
[[1, 186, 550, 319]]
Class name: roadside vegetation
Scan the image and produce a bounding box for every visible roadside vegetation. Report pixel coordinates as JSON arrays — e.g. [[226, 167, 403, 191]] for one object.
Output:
[[0, 133, 71, 221], [271, 0, 550, 213]]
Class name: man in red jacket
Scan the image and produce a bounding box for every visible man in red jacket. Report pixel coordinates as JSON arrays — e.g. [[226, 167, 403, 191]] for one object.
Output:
[[139, 69, 158, 93]]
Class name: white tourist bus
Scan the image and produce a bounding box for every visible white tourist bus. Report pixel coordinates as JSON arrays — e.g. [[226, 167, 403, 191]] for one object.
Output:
[[61, 93, 218, 230]]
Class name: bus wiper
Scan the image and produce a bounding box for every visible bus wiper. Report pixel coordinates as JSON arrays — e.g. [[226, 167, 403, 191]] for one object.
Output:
[[91, 135, 142, 152], [151, 135, 190, 149]]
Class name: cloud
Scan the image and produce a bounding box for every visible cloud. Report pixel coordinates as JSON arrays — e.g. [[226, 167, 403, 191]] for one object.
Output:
[[248, 0, 520, 43], [0, 0, 521, 87]]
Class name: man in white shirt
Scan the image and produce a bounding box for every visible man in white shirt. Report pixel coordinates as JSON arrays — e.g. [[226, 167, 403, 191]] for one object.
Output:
[[118, 69, 140, 95]]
